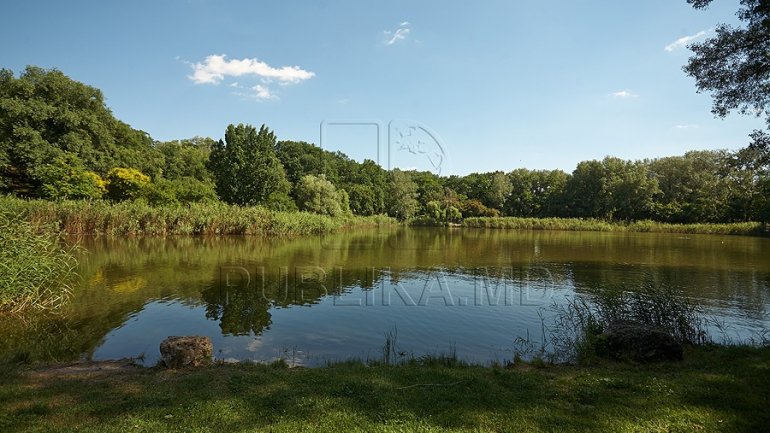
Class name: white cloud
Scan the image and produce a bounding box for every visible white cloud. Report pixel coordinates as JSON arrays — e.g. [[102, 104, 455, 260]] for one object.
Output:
[[675, 124, 699, 129], [251, 84, 276, 100], [665, 30, 710, 52], [610, 90, 639, 98], [385, 22, 411, 45], [189, 54, 315, 85]]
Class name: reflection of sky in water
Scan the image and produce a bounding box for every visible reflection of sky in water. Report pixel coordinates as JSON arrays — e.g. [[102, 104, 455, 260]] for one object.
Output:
[[92, 267, 770, 367]]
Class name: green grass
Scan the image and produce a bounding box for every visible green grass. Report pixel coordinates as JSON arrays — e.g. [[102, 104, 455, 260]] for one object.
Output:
[[1, 196, 395, 237], [461, 216, 766, 236], [0, 213, 77, 312], [0, 346, 768, 432]]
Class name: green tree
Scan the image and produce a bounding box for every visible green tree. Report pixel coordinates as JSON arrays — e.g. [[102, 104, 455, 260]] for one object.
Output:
[[0, 66, 163, 195], [295, 174, 350, 217], [156, 137, 215, 182], [506, 169, 569, 217], [208, 124, 292, 208], [386, 169, 419, 220], [601, 157, 659, 221]]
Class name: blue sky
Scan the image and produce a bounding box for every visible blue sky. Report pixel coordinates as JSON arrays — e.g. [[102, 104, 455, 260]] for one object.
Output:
[[2, 0, 764, 175]]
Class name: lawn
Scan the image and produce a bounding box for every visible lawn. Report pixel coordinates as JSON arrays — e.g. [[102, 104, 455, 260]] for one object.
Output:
[[0, 346, 768, 432]]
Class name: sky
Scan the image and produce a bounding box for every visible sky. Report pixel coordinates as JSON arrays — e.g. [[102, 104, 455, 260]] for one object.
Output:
[[2, 0, 765, 175]]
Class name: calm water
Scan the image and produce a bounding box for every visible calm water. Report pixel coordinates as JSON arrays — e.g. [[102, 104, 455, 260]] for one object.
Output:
[[2, 228, 769, 366]]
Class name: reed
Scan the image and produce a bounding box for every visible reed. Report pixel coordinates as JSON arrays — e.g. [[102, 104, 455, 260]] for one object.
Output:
[[462, 216, 765, 236], [1, 196, 396, 237], [0, 212, 77, 312]]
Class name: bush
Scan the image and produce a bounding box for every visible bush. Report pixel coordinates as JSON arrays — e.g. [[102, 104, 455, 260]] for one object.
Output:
[[105, 167, 150, 201], [35, 153, 105, 200]]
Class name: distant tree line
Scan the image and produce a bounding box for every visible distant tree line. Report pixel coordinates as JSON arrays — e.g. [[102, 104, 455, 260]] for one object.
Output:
[[1, 66, 769, 223]]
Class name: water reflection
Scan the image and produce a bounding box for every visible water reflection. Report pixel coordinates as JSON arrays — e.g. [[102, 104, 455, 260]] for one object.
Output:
[[0, 228, 768, 365]]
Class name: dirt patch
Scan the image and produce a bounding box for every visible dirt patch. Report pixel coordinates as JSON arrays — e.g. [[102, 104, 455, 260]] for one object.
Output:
[[26, 359, 142, 380]]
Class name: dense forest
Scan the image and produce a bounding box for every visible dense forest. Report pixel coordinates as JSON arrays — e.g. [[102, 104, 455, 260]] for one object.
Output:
[[1, 66, 769, 224]]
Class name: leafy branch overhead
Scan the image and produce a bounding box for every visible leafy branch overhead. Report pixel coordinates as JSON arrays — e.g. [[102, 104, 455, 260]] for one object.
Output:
[[685, 0, 770, 127]]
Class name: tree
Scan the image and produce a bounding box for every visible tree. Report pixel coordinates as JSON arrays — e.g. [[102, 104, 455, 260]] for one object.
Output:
[[565, 160, 606, 218], [295, 174, 350, 217], [685, 0, 770, 127], [386, 169, 419, 220], [505, 169, 569, 217], [156, 137, 215, 182], [0, 66, 163, 195], [600, 157, 659, 221], [208, 124, 292, 208]]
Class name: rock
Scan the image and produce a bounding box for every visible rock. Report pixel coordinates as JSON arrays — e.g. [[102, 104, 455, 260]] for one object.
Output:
[[159, 336, 212, 368], [600, 322, 683, 362]]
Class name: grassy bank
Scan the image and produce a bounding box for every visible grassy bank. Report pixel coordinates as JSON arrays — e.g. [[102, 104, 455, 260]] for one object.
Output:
[[1, 196, 394, 237], [0, 346, 767, 432], [462, 216, 767, 236]]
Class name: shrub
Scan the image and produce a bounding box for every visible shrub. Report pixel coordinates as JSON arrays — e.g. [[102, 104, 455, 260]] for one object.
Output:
[[35, 153, 105, 200], [105, 167, 150, 201]]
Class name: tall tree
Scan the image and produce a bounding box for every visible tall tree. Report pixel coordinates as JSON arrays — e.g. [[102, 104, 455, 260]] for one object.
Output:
[[386, 169, 419, 220], [208, 124, 292, 208]]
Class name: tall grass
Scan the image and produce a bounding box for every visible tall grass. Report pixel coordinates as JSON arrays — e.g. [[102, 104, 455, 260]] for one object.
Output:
[[1, 196, 396, 237], [462, 216, 766, 236], [546, 283, 709, 364], [0, 213, 77, 312]]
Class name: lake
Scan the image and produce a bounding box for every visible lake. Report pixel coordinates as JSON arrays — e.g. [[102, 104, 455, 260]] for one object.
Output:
[[2, 228, 769, 366]]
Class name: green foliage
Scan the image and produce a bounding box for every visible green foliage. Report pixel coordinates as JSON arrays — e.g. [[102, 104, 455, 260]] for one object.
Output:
[[0, 66, 162, 194], [35, 153, 105, 200], [686, 0, 770, 127], [208, 124, 292, 207], [141, 177, 218, 206], [461, 198, 500, 218], [105, 167, 150, 201], [3, 65, 769, 225], [295, 174, 350, 217], [386, 169, 420, 220], [156, 137, 215, 182], [505, 169, 568, 217], [0, 212, 76, 312]]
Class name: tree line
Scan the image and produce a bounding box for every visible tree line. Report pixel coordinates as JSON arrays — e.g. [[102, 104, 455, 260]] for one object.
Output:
[[1, 66, 768, 224]]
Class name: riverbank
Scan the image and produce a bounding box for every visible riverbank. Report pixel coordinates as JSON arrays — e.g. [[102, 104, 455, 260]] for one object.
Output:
[[1, 196, 394, 237], [1, 345, 767, 432], [462, 216, 767, 236]]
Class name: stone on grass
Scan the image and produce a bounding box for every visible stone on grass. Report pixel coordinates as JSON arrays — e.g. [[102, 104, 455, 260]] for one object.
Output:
[[601, 322, 683, 362], [159, 336, 212, 368]]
